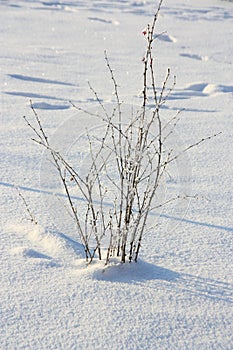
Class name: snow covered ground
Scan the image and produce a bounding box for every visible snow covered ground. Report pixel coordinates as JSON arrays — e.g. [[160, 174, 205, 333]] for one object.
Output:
[[1, 0, 233, 349]]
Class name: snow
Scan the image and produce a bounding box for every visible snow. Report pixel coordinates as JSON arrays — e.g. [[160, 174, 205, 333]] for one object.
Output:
[[1, 0, 233, 349]]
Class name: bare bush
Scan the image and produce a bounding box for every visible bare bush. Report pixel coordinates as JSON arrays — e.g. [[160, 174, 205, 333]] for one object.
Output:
[[23, 0, 219, 265]]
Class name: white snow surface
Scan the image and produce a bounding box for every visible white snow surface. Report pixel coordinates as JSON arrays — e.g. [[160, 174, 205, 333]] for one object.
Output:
[[1, 0, 233, 349]]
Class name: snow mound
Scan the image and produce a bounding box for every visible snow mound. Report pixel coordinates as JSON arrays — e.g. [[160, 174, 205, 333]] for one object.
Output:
[[180, 53, 209, 61], [10, 246, 52, 260], [184, 82, 233, 96], [10, 246, 59, 267], [5, 223, 84, 260], [184, 82, 209, 92], [156, 33, 177, 43], [203, 83, 233, 95]]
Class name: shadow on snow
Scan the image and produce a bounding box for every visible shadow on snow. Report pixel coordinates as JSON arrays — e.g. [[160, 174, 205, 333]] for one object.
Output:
[[1, 181, 233, 234], [93, 259, 233, 304]]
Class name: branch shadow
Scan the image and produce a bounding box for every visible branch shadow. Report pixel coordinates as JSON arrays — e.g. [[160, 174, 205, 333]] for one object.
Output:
[[93, 259, 233, 304], [7, 74, 76, 87], [1, 181, 233, 233], [175, 273, 233, 304]]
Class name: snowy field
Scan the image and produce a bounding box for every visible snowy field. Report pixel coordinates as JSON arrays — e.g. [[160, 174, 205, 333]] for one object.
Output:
[[1, 0, 233, 349]]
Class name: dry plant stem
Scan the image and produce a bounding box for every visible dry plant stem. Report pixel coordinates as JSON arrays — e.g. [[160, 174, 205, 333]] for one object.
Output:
[[16, 187, 38, 225], [167, 131, 222, 165], [142, 0, 164, 108], [104, 51, 126, 260], [25, 102, 92, 261], [100, 2, 167, 262], [86, 133, 109, 260], [130, 2, 164, 261]]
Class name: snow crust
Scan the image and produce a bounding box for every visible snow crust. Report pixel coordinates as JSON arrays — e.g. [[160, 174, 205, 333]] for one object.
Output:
[[1, 0, 233, 349]]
